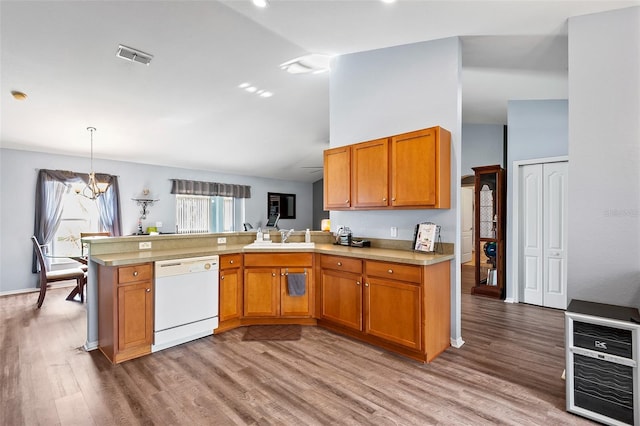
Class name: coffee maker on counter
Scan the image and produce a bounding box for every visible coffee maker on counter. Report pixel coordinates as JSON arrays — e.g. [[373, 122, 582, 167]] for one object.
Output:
[[334, 226, 352, 246]]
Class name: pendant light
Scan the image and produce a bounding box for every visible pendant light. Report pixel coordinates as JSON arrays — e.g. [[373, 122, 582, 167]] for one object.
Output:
[[77, 127, 109, 200]]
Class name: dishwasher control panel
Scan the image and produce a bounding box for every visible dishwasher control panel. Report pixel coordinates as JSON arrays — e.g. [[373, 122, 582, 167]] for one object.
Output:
[[155, 255, 219, 278]]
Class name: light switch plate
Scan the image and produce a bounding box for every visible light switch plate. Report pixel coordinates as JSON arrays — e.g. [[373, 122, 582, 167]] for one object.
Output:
[[217, 237, 227, 244], [139, 241, 152, 249], [390, 227, 398, 238]]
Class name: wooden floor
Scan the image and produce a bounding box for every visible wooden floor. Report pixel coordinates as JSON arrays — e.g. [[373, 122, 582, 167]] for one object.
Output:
[[0, 288, 596, 425]]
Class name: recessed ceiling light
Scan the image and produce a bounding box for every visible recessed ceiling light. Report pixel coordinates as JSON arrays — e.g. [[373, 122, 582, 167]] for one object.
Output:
[[252, 0, 268, 8], [11, 90, 27, 101], [280, 54, 332, 75], [381, 0, 396, 3], [238, 82, 273, 98]]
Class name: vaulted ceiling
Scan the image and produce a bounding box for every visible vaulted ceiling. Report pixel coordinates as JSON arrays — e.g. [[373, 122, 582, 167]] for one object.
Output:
[[2, 1, 637, 182]]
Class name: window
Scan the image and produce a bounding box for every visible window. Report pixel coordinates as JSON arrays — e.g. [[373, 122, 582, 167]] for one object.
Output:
[[51, 187, 101, 260], [176, 195, 242, 233]]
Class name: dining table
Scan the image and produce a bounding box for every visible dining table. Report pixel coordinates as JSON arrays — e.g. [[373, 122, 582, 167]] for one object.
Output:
[[65, 256, 88, 301]]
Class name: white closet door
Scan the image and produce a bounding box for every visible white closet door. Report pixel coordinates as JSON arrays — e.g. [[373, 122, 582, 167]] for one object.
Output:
[[521, 164, 543, 305], [520, 161, 568, 309], [542, 162, 568, 309]]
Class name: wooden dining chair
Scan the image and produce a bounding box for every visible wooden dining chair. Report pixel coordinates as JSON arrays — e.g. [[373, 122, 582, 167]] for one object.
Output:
[[31, 236, 86, 308]]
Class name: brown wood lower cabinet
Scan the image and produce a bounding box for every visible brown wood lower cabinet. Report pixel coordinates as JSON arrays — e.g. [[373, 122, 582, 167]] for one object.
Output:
[[244, 268, 279, 317], [98, 262, 153, 364], [318, 254, 450, 363], [243, 253, 313, 319], [319, 255, 363, 331], [218, 254, 243, 332], [365, 277, 421, 350]]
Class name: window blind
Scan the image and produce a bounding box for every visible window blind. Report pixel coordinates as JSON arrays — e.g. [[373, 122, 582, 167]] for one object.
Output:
[[176, 195, 210, 234]]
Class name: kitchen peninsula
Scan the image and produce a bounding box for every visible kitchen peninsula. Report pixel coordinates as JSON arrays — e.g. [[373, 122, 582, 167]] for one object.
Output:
[[85, 232, 453, 364]]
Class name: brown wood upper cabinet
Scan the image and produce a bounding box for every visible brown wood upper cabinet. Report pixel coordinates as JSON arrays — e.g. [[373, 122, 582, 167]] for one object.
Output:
[[323, 145, 351, 209], [352, 138, 389, 208], [323, 126, 451, 210]]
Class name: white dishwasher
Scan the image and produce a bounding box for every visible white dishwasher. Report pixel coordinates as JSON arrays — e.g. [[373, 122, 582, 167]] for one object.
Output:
[[152, 255, 219, 352]]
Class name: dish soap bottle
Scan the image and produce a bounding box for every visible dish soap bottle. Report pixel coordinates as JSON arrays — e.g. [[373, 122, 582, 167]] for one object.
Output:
[[256, 227, 263, 242], [305, 228, 311, 243]]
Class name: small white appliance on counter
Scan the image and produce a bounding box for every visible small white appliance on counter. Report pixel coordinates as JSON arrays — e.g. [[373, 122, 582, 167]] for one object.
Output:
[[152, 255, 219, 352]]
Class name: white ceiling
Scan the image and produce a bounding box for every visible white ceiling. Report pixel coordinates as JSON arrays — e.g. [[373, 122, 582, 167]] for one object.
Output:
[[2, 0, 638, 182]]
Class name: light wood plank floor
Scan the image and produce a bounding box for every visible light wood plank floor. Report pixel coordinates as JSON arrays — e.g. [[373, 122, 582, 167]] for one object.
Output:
[[0, 288, 596, 425]]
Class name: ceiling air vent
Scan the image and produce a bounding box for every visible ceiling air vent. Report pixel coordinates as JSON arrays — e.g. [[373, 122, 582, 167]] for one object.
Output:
[[116, 45, 153, 66]]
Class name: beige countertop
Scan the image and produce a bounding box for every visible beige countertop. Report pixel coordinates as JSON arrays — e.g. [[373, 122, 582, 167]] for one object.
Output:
[[90, 243, 453, 267]]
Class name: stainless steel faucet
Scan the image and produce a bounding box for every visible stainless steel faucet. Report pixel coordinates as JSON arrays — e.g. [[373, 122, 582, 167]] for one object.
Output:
[[280, 228, 294, 243]]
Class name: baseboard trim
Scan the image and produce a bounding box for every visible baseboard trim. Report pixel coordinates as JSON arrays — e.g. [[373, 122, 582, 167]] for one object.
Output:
[[0, 288, 38, 297], [84, 341, 98, 351], [450, 337, 465, 348], [0, 282, 76, 298]]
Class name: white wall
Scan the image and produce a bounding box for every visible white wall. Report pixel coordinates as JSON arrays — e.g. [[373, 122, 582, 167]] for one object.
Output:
[[567, 7, 640, 307], [0, 148, 313, 293], [506, 99, 569, 301], [461, 123, 504, 176], [329, 37, 463, 344]]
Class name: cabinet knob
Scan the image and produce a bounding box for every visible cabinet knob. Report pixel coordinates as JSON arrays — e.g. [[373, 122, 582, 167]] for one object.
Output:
[[356, 281, 361, 286], [387, 269, 393, 274], [337, 262, 342, 266], [382, 197, 387, 201], [220, 276, 224, 280], [229, 260, 234, 264], [133, 271, 138, 277], [345, 199, 349, 203], [146, 288, 151, 292], [272, 273, 277, 277], [365, 282, 369, 287], [392, 197, 396, 201]]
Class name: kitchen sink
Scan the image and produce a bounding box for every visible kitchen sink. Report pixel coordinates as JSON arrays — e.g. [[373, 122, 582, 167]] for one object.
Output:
[[244, 242, 315, 249]]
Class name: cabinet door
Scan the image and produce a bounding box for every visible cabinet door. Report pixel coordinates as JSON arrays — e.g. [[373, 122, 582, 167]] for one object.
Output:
[[324, 146, 351, 209], [352, 138, 389, 208], [244, 268, 279, 317], [365, 278, 422, 350], [280, 267, 310, 317], [320, 269, 362, 331], [117, 281, 153, 351], [390, 128, 438, 207], [220, 268, 242, 321]]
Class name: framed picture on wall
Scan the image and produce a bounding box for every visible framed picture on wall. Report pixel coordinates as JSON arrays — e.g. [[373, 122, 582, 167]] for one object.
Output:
[[413, 222, 438, 252]]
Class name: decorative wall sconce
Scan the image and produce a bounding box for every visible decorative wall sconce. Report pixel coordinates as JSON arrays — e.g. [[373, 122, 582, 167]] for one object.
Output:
[[132, 190, 158, 234]]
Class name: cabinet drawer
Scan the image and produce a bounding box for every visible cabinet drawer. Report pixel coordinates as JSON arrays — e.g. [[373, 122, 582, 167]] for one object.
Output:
[[118, 264, 153, 284], [220, 253, 243, 269], [320, 255, 362, 274], [244, 253, 312, 267], [365, 261, 421, 283]]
